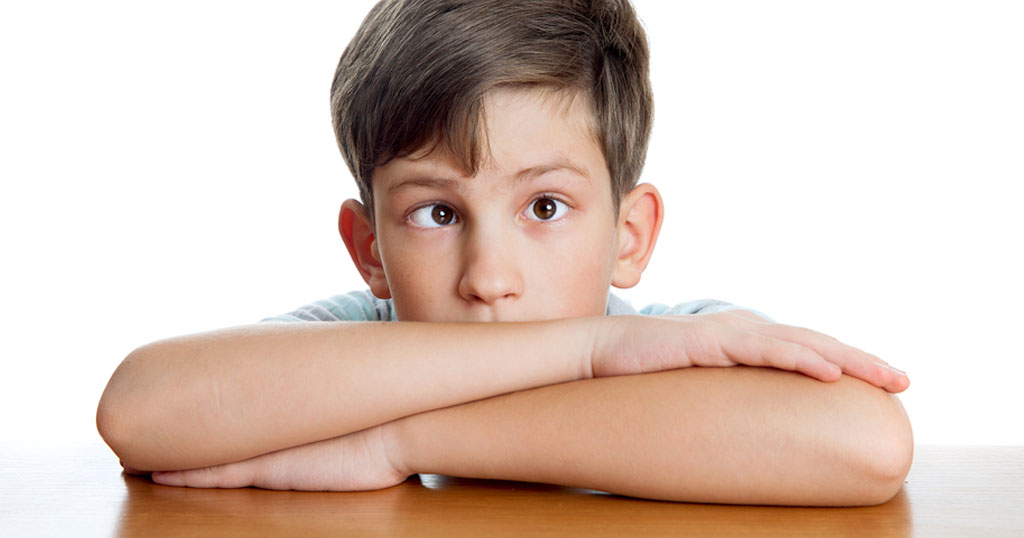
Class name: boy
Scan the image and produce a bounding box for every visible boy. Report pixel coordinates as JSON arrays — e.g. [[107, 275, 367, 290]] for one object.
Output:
[[97, 0, 912, 506]]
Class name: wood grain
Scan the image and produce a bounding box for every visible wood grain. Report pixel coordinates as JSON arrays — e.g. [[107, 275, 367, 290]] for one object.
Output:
[[1, 442, 1021, 537]]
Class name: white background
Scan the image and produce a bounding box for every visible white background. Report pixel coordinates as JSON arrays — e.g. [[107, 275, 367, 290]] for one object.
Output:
[[1, 1, 1021, 446]]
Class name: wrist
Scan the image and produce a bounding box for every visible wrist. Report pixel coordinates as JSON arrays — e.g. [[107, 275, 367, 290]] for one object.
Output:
[[379, 316, 604, 477], [555, 316, 602, 381], [379, 419, 414, 478], [586, 314, 630, 378]]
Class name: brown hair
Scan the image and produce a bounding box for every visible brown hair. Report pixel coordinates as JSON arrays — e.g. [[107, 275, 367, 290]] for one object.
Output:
[[330, 0, 652, 220]]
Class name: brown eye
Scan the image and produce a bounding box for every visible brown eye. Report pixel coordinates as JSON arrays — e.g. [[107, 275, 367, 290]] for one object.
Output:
[[409, 203, 457, 228], [431, 204, 454, 225], [529, 197, 567, 221], [533, 198, 557, 220]]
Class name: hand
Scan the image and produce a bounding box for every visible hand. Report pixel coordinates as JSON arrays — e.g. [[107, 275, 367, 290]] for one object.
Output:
[[147, 424, 409, 490], [591, 311, 909, 393]]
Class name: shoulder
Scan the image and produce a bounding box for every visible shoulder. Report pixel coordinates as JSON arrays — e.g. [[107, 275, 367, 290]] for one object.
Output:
[[260, 290, 396, 322], [608, 293, 773, 321]]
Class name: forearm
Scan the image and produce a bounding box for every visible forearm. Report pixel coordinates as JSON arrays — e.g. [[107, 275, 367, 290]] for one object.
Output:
[[98, 320, 591, 471], [390, 366, 913, 506], [99, 310, 909, 475]]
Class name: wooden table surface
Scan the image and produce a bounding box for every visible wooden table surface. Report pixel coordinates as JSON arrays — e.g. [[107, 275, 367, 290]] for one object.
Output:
[[1, 441, 1022, 537]]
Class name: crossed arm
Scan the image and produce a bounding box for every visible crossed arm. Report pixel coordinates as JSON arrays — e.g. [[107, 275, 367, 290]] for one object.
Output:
[[98, 311, 913, 506]]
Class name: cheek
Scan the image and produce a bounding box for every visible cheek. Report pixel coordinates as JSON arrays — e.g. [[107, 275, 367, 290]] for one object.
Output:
[[382, 249, 435, 290], [377, 232, 459, 318], [528, 227, 617, 316]]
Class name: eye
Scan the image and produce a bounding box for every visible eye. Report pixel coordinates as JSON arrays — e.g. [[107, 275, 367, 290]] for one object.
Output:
[[525, 197, 569, 221], [408, 203, 458, 228]]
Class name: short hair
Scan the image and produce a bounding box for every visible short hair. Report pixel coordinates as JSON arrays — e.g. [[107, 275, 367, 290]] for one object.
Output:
[[330, 0, 652, 220]]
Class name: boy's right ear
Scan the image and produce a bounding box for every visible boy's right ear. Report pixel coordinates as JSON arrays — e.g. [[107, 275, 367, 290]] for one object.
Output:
[[338, 199, 391, 299]]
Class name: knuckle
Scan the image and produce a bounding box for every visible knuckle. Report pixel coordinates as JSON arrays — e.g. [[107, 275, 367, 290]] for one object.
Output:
[[785, 341, 819, 368], [197, 466, 219, 485]]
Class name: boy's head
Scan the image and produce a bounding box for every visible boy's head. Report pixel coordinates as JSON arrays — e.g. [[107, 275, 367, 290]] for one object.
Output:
[[332, 0, 664, 322]]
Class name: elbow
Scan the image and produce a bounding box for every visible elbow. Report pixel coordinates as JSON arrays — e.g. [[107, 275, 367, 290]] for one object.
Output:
[[96, 348, 141, 468], [841, 387, 915, 506], [96, 345, 168, 471], [96, 386, 137, 468], [772, 373, 915, 507], [96, 389, 129, 466], [867, 398, 914, 505]]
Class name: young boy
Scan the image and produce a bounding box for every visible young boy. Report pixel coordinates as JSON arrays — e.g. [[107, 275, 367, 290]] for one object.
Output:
[[97, 0, 912, 506]]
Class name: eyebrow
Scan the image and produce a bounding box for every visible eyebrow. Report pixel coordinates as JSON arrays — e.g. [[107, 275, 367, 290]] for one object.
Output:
[[386, 158, 591, 195], [515, 159, 591, 184]]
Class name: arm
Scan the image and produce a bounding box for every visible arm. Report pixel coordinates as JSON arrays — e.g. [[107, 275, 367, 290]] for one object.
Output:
[[97, 319, 590, 471], [152, 366, 912, 506], [391, 366, 913, 506], [98, 313, 907, 472]]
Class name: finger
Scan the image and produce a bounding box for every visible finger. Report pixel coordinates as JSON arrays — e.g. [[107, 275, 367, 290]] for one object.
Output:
[[152, 461, 255, 489], [868, 353, 891, 367], [721, 328, 841, 382], [883, 373, 910, 394], [758, 325, 908, 390], [150, 470, 186, 487]]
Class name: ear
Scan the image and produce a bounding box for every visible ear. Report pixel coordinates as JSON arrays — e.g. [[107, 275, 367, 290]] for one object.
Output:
[[338, 199, 391, 299], [611, 183, 664, 289]]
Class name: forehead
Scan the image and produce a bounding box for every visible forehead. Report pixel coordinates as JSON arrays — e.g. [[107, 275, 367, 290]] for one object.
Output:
[[376, 88, 610, 193]]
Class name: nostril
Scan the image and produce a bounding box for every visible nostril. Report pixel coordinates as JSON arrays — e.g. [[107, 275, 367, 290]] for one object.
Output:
[[460, 287, 519, 306], [457, 257, 524, 304]]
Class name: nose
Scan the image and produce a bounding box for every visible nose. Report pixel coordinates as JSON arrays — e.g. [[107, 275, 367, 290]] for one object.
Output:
[[457, 223, 524, 306]]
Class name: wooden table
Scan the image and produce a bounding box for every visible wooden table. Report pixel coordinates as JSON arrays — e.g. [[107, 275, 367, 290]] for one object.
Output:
[[2, 441, 1022, 537]]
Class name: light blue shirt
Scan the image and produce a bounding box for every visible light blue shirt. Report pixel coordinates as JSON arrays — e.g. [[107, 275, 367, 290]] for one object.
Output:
[[261, 290, 769, 322]]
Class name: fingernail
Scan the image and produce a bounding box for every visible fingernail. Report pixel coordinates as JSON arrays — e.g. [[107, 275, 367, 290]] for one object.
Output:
[[888, 365, 906, 376]]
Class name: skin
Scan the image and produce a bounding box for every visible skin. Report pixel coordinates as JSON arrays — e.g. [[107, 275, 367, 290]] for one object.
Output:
[[367, 90, 622, 322], [101, 88, 912, 505]]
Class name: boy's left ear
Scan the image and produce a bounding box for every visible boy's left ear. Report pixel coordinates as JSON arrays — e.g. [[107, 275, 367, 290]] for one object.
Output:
[[611, 183, 664, 289]]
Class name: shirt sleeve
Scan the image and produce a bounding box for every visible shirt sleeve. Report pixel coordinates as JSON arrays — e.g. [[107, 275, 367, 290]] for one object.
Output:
[[259, 290, 396, 322]]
